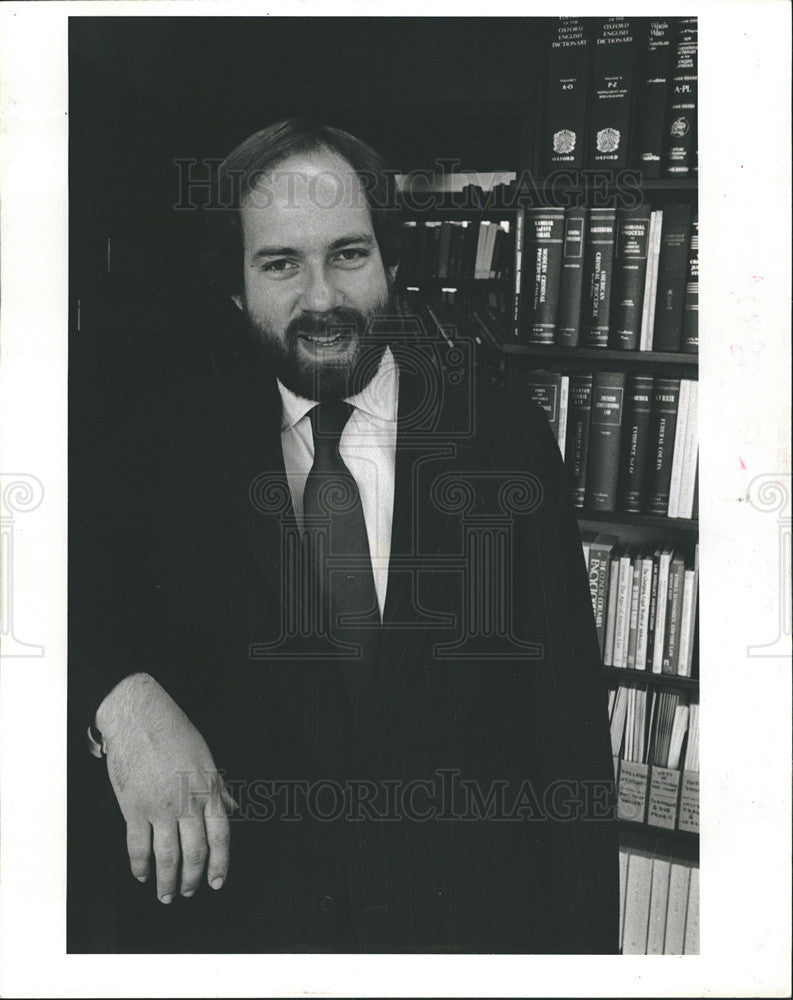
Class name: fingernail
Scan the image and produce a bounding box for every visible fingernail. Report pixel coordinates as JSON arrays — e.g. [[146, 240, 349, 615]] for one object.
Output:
[[211, 877, 224, 890], [182, 889, 194, 898], [160, 894, 173, 904]]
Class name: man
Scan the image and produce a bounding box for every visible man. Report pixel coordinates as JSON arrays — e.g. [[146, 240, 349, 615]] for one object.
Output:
[[73, 119, 618, 953]]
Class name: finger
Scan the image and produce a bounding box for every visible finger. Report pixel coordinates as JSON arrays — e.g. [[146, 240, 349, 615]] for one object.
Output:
[[152, 820, 180, 904], [204, 793, 230, 890], [178, 816, 208, 898], [126, 819, 152, 883]]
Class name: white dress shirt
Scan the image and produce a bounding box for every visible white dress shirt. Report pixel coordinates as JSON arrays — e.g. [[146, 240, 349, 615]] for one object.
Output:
[[277, 346, 399, 620]]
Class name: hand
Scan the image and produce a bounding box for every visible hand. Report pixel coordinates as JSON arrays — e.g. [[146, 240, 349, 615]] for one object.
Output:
[[95, 672, 235, 904]]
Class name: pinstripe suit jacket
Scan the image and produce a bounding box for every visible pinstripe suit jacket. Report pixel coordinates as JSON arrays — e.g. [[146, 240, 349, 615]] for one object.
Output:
[[71, 339, 618, 953]]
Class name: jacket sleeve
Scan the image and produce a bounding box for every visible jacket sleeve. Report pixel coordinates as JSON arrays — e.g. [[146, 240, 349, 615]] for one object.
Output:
[[511, 390, 621, 954]]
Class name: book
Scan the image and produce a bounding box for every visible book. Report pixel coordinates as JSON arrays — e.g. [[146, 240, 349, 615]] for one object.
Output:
[[564, 371, 593, 506], [664, 18, 698, 177], [639, 209, 664, 350], [616, 374, 654, 513], [662, 553, 686, 674], [543, 17, 591, 174], [644, 548, 662, 670], [645, 378, 682, 514], [653, 204, 693, 351], [524, 370, 569, 455], [651, 546, 674, 673], [632, 19, 676, 178], [681, 213, 699, 352], [622, 848, 653, 954], [586, 17, 637, 171], [678, 543, 699, 677], [684, 866, 700, 954], [625, 547, 643, 670], [604, 552, 622, 666], [556, 207, 587, 346], [524, 208, 565, 343], [635, 548, 655, 669], [618, 845, 630, 948], [584, 370, 627, 510], [581, 207, 617, 347], [437, 221, 453, 279], [609, 207, 652, 350], [646, 853, 671, 953], [677, 380, 699, 519], [667, 378, 691, 517], [613, 548, 634, 670], [664, 861, 691, 953], [587, 533, 618, 656]]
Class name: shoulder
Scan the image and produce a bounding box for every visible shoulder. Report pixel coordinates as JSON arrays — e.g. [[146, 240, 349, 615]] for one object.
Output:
[[472, 373, 562, 470]]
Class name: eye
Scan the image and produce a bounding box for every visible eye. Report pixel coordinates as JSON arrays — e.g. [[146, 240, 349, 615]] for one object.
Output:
[[333, 248, 370, 266], [260, 259, 298, 275]]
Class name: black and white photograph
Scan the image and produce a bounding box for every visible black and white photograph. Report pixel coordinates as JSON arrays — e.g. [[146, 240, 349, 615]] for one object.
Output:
[[0, 1, 790, 996]]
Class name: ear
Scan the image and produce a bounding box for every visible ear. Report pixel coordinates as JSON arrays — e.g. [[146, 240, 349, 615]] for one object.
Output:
[[231, 293, 243, 312], [386, 264, 399, 285]]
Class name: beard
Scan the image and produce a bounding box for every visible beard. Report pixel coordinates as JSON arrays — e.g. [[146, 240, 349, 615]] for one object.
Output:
[[242, 293, 397, 402]]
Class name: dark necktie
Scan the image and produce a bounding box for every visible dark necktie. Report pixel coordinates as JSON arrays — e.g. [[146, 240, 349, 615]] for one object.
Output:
[[303, 401, 380, 719]]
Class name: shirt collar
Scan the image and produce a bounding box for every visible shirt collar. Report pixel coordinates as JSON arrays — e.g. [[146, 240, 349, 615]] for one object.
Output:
[[277, 345, 398, 432]]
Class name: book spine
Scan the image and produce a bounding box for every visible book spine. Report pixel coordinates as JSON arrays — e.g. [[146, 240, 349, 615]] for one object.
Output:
[[683, 866, 699, 954], [617, 374, 654, 512], [663, 18, 698, 177], [646, 854, 671, 954], [525, 209, 566, 344], [525, 373, 563, 450], [437, 221, 452, 279], [678, 379, 699, 519], [610, 207, 652, 350], [645, 378, 682, 514], [653, 204, 692, 352], [677, 568, 695, 677], [557, 376, 569, 454], [626, 551, 643, 669], [584, 370, 627, 510], [622, 849, 653, 954], [662, 557, 686, 673], [588, 538, 615, 656], [587, 17, 637, 171], [681, 214, 699, 352], [645, 552, 661, 670], [632, 19, 675, 179], [604, 553, 621, 666], [613, 552, 633, 669], [635, 555, 654, 668], [666, 378, 691, 518], [639, 209, 663, 350], [543, 17, 591, 173], [564, 372, 594, 507], [512, 209, 524, 338], [664, 861, 691, 953], [556, 207, 587, 346], [581, 207, 617, 347], [652, 550, 672, 673]]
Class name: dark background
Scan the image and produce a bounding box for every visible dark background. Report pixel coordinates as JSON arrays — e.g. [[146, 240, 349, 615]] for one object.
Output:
[[68, 15, 548, 952]]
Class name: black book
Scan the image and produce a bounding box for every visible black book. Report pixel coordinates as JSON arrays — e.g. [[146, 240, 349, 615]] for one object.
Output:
[[399, 222, 418, 284], [584, 370, 627, 511], [437, 221, 453, 280], [564, 372, 594, 507], [461, 220, 479, 281], [543, 17, 591, 174], [586, 17, 637, 171], [632, 18, 675, 178], [581, 207, 617, 347], [616, 374, 654, 512], [663, 18, 698, 176], [682, 214, 699, 354], [653, 204, 692, 352], [609, 207, 652, 350], [524, 208, 565, 344], [644, 378, 681, 514], [556, 207, 587, 347]]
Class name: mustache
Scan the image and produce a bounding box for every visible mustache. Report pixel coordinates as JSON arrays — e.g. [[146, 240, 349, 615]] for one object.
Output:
[[287, 308, 365, 340]]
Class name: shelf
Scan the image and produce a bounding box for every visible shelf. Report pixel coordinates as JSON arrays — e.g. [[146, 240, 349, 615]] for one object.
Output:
[[575, 509, 698, 533], [618, 819, 699, 853], [502, 342, 698, 369], [527, 173, 697, 193], [603, 666, 698, 691], [398, 276, 512, 289]]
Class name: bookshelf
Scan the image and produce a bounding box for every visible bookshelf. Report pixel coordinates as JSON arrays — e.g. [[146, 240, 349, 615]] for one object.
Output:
[[398, 16, 700, 955]]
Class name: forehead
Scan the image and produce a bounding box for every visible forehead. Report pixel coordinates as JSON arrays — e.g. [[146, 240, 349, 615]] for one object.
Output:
[[239, 149, 375, 251]]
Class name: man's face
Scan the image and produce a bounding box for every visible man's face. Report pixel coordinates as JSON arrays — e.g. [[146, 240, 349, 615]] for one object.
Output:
[[234, 149, 394, 401]]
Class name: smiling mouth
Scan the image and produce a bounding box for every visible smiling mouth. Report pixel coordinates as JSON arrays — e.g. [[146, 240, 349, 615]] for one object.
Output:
[[299, 330, 352, 347]]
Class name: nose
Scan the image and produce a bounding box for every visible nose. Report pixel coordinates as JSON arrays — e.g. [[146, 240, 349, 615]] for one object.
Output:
[[300, 262, 342, 313]]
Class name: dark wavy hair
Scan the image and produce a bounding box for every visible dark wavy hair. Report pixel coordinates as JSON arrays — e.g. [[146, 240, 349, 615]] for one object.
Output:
[[208, 119, 403, 296]]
